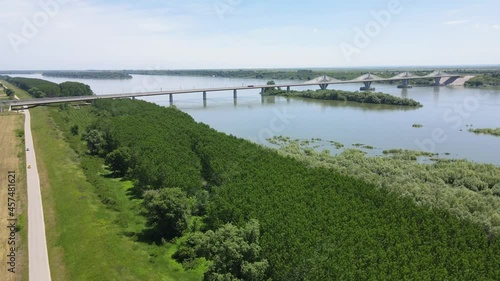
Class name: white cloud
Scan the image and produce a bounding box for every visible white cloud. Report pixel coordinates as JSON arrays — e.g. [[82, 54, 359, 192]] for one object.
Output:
[[444, 20, 470, 25]]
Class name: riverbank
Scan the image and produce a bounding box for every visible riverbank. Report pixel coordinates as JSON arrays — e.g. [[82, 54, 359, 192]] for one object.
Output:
[[64, 98, 499, 280], [270, 136, 500, 236]]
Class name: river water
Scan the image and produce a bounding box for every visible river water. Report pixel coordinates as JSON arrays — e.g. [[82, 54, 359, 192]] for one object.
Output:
[[8, 74, 500, 165]]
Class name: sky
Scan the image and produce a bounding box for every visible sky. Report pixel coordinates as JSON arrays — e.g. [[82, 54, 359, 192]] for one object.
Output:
[[0, 0, 499, 70]]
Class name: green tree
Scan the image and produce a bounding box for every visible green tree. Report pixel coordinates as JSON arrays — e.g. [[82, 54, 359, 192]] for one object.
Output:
[[143, 188, 189, 239], [28, 87, 46, 98], [105, 147, 132, 177], [176, 220, 269, 281], [70, 124, 79, 136], [84, 129, 108, 155], [59, 81, 93, 96], [5, 88, 15, 97]]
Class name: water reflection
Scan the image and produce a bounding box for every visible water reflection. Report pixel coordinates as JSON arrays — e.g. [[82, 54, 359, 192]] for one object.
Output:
[[401, 89, 408, 99], [264, 96, 276, 104], [433, 87, 440, 102]]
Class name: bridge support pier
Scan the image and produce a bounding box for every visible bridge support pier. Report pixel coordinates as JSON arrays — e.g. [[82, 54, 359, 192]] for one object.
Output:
[[434, 77, 442, 86], [397, 79, 413, 89], [233, 89, 237, 99], [261, 88, 265, 95], [360, 81, 375, 91], [287, 86, 290, 93], [203, 91, 207, 100], [319, 84, 328, 90], [169, 94, 173, 104]]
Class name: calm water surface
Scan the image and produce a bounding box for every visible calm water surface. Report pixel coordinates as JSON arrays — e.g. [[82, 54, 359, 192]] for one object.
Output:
[[9, 74, 500, 165]]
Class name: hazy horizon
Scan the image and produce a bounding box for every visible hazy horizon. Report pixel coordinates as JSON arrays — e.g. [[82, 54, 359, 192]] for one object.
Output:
[[2, 64, 500, 73]]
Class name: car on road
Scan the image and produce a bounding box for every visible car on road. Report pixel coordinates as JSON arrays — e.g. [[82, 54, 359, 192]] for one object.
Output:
[[26, 148, 29, 151], [247, 85, 254, 87], [27, 165, 31, 169]]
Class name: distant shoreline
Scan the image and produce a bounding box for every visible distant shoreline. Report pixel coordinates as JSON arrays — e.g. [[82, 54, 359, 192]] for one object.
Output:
[[42, 71, 132, 80]]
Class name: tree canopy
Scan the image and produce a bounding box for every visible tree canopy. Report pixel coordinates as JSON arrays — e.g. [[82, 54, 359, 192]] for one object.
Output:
[[143, 188, 189, 239], [176, 220, 269, 281], [267, 89, 422, 107], [79, 99, 500, 280], [2, 76, 93, 97]]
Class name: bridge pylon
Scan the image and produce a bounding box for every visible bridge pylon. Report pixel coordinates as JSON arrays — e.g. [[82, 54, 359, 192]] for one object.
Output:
[[433, 77, 442, 86], [360, 81, 375, 91], [304, 75, 341, 90], [398, 78, 413, 89]]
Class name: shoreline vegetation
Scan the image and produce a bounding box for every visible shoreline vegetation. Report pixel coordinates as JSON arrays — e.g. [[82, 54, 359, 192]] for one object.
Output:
[[469, 128, 500, 137], [465, 74, 500, 87], [42, 71, 132, 80], [0, 76, 93, 98], [269, 136, 500, 237], [265, 88, 423, 107], [45, 98, 499, 280]]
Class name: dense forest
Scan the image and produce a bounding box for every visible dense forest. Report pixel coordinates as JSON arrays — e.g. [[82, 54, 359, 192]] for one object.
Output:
[[43, 71, 132, 80], [0, 76, 93, 97], [266, 88, 422, 107], [270, 136, 500, 237], [61, 99, 500, 280]]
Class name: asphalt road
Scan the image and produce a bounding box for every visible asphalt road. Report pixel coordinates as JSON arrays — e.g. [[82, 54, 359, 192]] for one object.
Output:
[[24, 110, 52, 281]]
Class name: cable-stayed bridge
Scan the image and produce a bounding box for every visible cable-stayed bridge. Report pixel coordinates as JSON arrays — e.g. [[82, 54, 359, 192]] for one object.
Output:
[[3, 71, 467, 110]]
